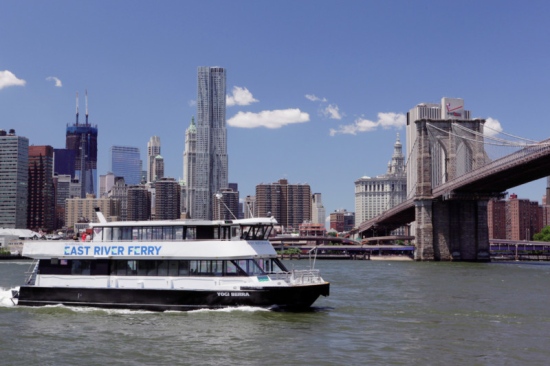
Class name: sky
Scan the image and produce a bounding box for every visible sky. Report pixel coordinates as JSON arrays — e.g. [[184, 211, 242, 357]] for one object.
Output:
[[1, 1, 550, 223]]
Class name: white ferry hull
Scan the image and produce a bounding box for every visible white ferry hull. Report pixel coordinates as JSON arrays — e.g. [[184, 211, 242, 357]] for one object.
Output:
[[17, 283, 330, 311]]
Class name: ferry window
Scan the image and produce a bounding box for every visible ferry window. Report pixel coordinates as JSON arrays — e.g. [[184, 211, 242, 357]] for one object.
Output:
[[168, 260, 178, 276], [145, 227, 153, 241], [236, 259, 264, 276], [178, 260, 189, 276], [212, 260, 223, 276], [122, 227, 132, 240], [163, 227, 174, 240], [152, 227, 162, 240], [231, 226, 241, 240], [113, 260, 129, 276], [138, 260, 156, 276], [92, 260, 109, 275], [127, 260, 137, 275], [132, 227, 140, 240], [197, 226, 214, 239], [175, 227, 184, 240], [112, 227, 121, 241], [186, 227, 196, 240], [226, 260, 239, 275], [104, 227, 112, 241], [157, 260, 169, 276]]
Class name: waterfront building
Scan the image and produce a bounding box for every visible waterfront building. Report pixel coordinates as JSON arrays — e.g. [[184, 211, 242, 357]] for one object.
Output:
[[107, 177, 128, 221], [183, 117, 196, 218], [65, 194, 120, 229], [147, 136, 161, 183], [299, 222, 326, 237], [355, 134, 406, 227], [311, 193, 326, 226], [154, 177, 180, 220], [110, 146, 142, 185], [488, 194, 543, 241], [0, 129, 29, 228], [65, 92, 98, 197], [192, 66, 228, 220], [212, 187, 239, 220], [27, 145, 55, 232], [127, 185, 151, 221], [255, 179, 311, 231], [53, 174, 80, 229], [406, 97, 472, 199]]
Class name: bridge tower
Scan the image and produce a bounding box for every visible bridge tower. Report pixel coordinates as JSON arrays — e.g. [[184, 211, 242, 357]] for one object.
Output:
[[414, 118, 492, 261]]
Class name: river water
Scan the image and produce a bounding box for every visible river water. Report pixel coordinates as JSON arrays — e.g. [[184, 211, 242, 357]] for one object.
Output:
[[0, 259, 549, 365]]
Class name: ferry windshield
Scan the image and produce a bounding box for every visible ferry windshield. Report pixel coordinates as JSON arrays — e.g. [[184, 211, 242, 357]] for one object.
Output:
[[240, 225, 273, 240]]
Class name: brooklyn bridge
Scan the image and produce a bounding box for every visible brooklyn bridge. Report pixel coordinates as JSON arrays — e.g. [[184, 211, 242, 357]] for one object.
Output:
[[352, 117, 550, 261]]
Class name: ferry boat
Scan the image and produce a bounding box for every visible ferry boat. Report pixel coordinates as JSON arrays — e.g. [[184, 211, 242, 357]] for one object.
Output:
[[15, 210, 329, 311]]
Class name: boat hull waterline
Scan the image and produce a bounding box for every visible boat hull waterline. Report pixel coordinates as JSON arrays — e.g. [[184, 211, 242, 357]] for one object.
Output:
[[17, 283, 330, 311]]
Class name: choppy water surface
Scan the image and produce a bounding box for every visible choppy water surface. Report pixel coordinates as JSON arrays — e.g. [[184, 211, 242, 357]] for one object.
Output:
[[1, 260, 549, 365]]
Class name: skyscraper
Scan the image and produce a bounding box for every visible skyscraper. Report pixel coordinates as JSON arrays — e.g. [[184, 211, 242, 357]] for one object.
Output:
[[110, 146, 142, 185], [27, 145, 55, 232], [193, 66, 228, 220], [147, 136, 161, 183], [183, 117, 197, 217], [154, 178, 180, 220], [65, 92, 98, 197], [0, 129, 29, 228], [311, 193, 326, 225]]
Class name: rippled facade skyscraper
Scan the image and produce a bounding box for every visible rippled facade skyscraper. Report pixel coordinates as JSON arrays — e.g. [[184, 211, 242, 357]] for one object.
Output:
[[192, 67, 228, 220]]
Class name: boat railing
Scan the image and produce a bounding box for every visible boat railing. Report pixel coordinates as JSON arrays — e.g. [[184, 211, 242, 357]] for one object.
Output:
[[25, 259, 39, 285], [290, 269, 323, 285]]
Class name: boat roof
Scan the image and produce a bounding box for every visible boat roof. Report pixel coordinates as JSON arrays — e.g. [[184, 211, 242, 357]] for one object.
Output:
[[90, 216, 278, 228]]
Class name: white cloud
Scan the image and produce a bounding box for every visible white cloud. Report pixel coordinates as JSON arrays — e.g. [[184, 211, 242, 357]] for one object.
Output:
[[46, 76, 62, 87], [228, 108, 310, 129], [323, 104, 343, 120], [226, 86, 258, 107], [330, 112, 406, 136], [0, 70, 26, 90], [305, 94, 327, 102], [188, 99, 196, 107], [484, 117, 503, 137]]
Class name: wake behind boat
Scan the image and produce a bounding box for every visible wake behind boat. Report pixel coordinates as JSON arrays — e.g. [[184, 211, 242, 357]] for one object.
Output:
[[16, 210, 329, 311]]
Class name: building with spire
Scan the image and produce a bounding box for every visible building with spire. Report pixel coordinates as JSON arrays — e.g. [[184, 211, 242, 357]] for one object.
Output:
[[65, 91, 98, 197], [183, 117, 197, 217], [147, 136, 161, 183], [355, 134, 407, 227], [192, 66, 228, 220]]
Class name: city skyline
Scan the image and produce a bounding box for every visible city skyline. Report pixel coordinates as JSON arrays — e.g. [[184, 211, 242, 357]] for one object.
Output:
[[1, 2, 549, 219]]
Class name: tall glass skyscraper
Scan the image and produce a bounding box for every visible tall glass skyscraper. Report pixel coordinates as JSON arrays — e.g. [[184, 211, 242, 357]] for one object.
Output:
[[0, 129, 28, 228], [110, 146, 142, 185], [193, 66, 228, 220]]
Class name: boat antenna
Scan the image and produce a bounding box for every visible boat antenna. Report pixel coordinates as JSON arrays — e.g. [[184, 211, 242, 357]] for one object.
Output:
[[215, 192, 237, 220], [76, 92, 79, 125], [85, 89, 89, 126]]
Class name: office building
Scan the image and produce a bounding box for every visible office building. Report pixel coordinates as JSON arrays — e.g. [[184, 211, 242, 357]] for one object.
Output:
[[127, 185, 151, 221], [192, 66, 228, 220], [27, 145, 55, 232], [152, 155, 164, 182], [147, 136, 161, 183], [311, 193, 326, 225], [108, 177, 128, 221], [154, 178, 180, 220], [53, 174, 80, 229], [65, 92, 98, 197], [255, 179, 311, 231], [355, 134, 407, 226], [53, 148, 76, 177], [99, 172, 116, 198], [0, 129, 29, 228], [110, 146, 142, 185]]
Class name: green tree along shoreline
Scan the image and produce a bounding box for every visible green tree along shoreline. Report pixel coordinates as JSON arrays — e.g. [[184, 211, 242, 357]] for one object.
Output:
[[533, 226, 550, 242]]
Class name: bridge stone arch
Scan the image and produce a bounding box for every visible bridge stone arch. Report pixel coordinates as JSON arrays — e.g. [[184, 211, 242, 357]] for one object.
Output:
[[416, 118, 491, 261]]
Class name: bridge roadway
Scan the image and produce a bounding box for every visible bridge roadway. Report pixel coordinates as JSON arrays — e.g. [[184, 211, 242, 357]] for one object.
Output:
[[355, 137, 550, 236]]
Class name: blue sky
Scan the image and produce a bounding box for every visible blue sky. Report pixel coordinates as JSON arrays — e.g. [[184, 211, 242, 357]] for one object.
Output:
[[1, 1, 549, 221]]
